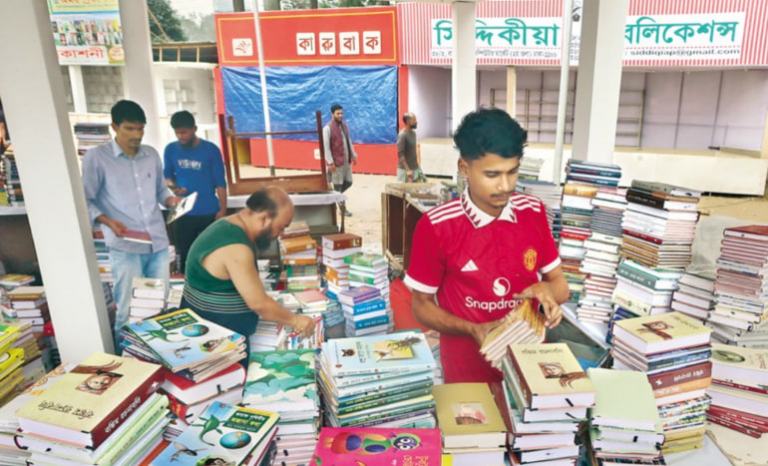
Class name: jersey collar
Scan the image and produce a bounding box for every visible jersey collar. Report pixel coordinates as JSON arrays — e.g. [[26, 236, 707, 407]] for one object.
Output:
[[461, 192, 517, 228]]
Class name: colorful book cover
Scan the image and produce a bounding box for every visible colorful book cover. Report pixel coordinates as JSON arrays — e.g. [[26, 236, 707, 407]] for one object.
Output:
[[243, 349, 318, 412], [344, 253, 386, 267], [15, 353, 163, 448], [151, 402, 280, 466], [0, 324, 19, 354], [321, 331, 435, 378], [0, 348, 24, 378], [508, 343, 596, 399], [312, 427, 442, 465], [125, 309, 244, 371]]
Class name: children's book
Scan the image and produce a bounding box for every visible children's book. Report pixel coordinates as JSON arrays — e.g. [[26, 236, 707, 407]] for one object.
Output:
[[151, 401, 280, 466], [243, 349, 318, 413], [321, 331, 435, 378], [312, 427, 442, 465]]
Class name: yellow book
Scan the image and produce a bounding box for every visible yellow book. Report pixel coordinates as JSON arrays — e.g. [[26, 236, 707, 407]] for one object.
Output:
[[711, 344, 768, 385], [0, 348, 24, 381], [0, 367, 23, 400], [441, 454, 453, 466], [508, 343, 596, 409], [661, 440, 703, 454], [432, 383, 507, 450], [663, 426, 706, 443], [0, 325, 20, 354], [613, 312, 712, 355]]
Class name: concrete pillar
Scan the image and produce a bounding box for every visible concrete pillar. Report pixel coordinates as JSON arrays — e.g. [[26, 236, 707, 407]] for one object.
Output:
[[761, 107, 768, 159], [0, 0, 113, 359], [451, 1, 477, 131], [506, 67, 517, 118], [119, 0, 161, 149], [571, 0, 629, 163], [68, 65, 88, 114]]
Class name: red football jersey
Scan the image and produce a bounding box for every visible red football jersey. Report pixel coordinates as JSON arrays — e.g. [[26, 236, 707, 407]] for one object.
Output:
[[404, 192, 561, 383]]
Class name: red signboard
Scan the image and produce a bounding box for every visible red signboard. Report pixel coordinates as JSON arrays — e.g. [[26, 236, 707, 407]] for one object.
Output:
[[215, 7, 397, 66]]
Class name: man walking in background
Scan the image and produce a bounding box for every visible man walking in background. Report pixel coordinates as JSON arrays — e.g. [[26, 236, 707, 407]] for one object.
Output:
[[164, 110, 228, 272], [323, 104, 357, 217], [397, 112, 425, 183]]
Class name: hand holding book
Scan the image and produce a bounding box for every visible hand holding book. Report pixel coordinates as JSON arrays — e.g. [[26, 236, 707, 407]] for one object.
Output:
[[514, 282, 563, 328]]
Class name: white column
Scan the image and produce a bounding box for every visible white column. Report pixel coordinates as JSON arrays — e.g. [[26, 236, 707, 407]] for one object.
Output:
[[506, 67, 517, 118], [119, 0, 162, 149], [0, 0, 113, 359], [571, 0, 629, 163], [451, 1, 477, 131], [68, 65, 88, 113]]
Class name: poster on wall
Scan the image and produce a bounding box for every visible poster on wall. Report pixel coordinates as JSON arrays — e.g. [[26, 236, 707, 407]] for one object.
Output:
[[47, 0, 125, 66]]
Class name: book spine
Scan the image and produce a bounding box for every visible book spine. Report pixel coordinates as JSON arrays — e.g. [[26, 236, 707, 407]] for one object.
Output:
[[347, 274, 380, 285], [632, 180, 673, 195], [337, 387, 433, 415], [706, 413, 763, 438], [647, 363, 712, 390], [89, 367, 164, 449], [652, 377, 711, 399], [622, 229, 664, 245], [165, 391, 193, 422], [344, 300, 387, 316], [507, 348, 534, 407], [337, 380, 434, 407], [616, 264, 659, 290], [707, 406, 768, 431], [339, 402, 436, 427], [351, 315, 390, 330], [334, 363, 434, 381], [711, 379, 768, 395], [326, 238, 362, 250], [626, 190, 667, 210]]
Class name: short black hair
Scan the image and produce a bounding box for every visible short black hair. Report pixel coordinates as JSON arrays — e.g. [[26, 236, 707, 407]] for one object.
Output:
[[170, 110, 195, 129], [246, 189, 278, 218], [330, 104, 343, 113], [402, 113, 412, 124], [453, 108, 527, 160], [111, 100, 146, 126]]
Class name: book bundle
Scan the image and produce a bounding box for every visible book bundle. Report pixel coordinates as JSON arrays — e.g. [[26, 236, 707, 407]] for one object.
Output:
[[515, 179, 562, 241], [92, 229, 113, 283], [2, 285, 58, 374], [128, 277, 166, 324], [671, 272, 716, 323], [519, 157, 544, 181], [0, 326, 24, 406], [317, 331, 438, 430], [612, 259, 683, 318], [321, 233, 363, 296], [611, 312, 713, 454], [339, 285, 391, 338], [500, 343, 595, 466], [74, 122, 111, 156], [0, 152, 22, 207], [250, 292, 300, 353], [0, 323, 44, 396], [707, 225, 768, 348], [480, 299, 546, 370], [279, 223, 320, 292]]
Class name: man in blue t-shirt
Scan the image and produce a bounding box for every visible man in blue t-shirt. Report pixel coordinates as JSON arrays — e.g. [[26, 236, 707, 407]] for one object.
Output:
[[164, 111, 227, 271]]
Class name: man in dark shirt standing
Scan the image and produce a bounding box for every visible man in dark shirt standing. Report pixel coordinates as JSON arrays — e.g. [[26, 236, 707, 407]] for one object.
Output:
[[397, 113, 425, 183]]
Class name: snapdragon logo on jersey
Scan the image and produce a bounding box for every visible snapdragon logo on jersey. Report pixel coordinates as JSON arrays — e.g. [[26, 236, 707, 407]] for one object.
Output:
[[465, 277, 523, 313]]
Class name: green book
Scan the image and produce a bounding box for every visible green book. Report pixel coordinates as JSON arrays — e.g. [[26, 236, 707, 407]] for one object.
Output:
[[344, 253, 386, 267], [588, 368, 661, 433]]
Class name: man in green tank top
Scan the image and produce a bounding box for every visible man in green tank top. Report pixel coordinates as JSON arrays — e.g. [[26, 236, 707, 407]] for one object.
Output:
[[182, 187, 316, 355]]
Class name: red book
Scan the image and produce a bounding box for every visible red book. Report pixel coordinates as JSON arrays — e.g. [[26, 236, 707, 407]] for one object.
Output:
[[161, 363, 246, 406], [122, 230, 152, 244], [707, 413, 763, 438], [725, 225, 768, 242], [647, 362, 712, 391]]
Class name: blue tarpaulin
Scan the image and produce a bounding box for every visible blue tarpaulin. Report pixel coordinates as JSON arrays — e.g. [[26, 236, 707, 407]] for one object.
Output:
[[221, 65, 398, 145]]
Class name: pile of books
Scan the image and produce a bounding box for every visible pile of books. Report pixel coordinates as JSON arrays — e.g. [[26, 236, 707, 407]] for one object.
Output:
[[519, 157, 544, 181], [152, 401, 280, 466], [621, 180, 701, 271], [500, 343, 594, 465], [516, 179, 562, 240], [613, 259, 683, 317], [92, 229, 113, 283], [347, 253, 389, 294], [279, 227, 319, 291], [671, 272, 716, 323], [14, 352, 170, 465], [317, 331, 437, 429], [0, 322, 43, 393], [577, 232, 623, 323], [74, 122, 111, 156], [707, 344, 768, 438], [558, 182, 597, 303], [243, 349, 319, 465], [0, 152, 22, 207], [128, 277, 166, 324], [425, 329, 444, 385], [587, 368, 665, 464], [707, 225, 768, 347], [322, 233, 362, 295], [611, 312, 713, 454], [322, 290, 345, 330], [480, 299, 546, 369], [312, 427, 442, 464], [121, 308, 246, 383], [258, 258, 279, 290], [339, 285, 391, 337], [249, 292, 300, 353], [3, 286, 47, 334], [160, 362, 246, 439], [0, 325, 24, 404]]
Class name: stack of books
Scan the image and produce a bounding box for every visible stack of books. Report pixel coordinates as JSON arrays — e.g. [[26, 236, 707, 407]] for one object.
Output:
[[0, 322, 43, 393], [280, 234, 319, 291], [621, 180, 701, 271], [4, 286, 47, 334], [706, 344, 768, 438], [152, 401, 280, 466], [0, 325, 24, 404], [322, 292, 345, 330], [592, 187, 628, 237], [611, 312, 713, 454], [0, 152, 22, 207], [249, 293, 299, 353], [613, 259, 683, 317], [285, 263, 321, 293], [480, 300, 546, 369], [92, 229, 113, 283], [559, 181, 598, 303], [519, 157, 544, 180], [516, 180, 562, 240], [425, 329, 444, 385], [606, 305, 641, 345], [339, 285, 391, 337], [14, 352, 170, 465], [129, 277, 166, 324], [312, 427, 443, 464], [500, 343, 594, 466], [317, 331, 437, 429], [671, 272, 716, 323], [294, 288, 329, 317], [258, 259, 279, 291], [160, 363, 246, 436], [577, 232, 624, 323], [0, 273, 34, 290], [281, 220, 310, 239], [433, 383, 507, 465], [587, 368, 664, 464], [707, 225, 768, 348], [73, 122, 111, 156], [347, 253, 389, 294], [322, 233, 363, 295], [120, 308, 246, 383], [244, 349, 320, 465]]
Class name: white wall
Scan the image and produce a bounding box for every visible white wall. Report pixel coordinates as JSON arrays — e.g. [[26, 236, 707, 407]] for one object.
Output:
[[478, 69, 507, 109], [716, 70, 768, 151], [407, 65, 451, 138]]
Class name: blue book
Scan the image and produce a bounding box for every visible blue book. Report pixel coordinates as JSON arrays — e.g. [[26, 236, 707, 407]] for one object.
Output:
[[341, 299, 387, 316], [321, 331, 435, 378], [348, 314, 390, 330]]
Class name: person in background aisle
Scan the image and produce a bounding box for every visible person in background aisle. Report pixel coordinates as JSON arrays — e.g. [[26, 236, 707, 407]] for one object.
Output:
[[164, 110, 228, 272], [182, 186, 316, 361], [82, 100, 183, 348], [322, 104, 357, 217], [404, 108, 569, 384], [397, 112, 426, 183]]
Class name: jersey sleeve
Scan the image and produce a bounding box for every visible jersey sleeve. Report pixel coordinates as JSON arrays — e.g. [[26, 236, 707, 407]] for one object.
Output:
[[534, 198, 561, 274], [404, 216, 445, 294]]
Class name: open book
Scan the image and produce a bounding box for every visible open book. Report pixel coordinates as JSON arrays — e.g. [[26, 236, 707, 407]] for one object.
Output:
[[166, 191, 198, 224]]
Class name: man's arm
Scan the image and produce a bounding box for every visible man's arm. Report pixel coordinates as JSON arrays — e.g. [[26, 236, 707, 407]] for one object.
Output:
[[211, 145, 228, 219], [412, 290, 502, 346], [216, 187, 227, 219], [224, 244, 315, 337], [322, 126, 335, 173], [155, 153, 182, 208], [396, 132, 407, 169], [81, 151, 126, 235]]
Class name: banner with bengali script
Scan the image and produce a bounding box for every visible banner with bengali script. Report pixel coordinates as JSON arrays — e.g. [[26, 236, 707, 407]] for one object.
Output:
[[47, 0, 124, 66]]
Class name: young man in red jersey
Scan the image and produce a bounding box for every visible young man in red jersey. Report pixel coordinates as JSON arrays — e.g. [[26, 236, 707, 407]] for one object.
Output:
[[404, 108, 569, 384]]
